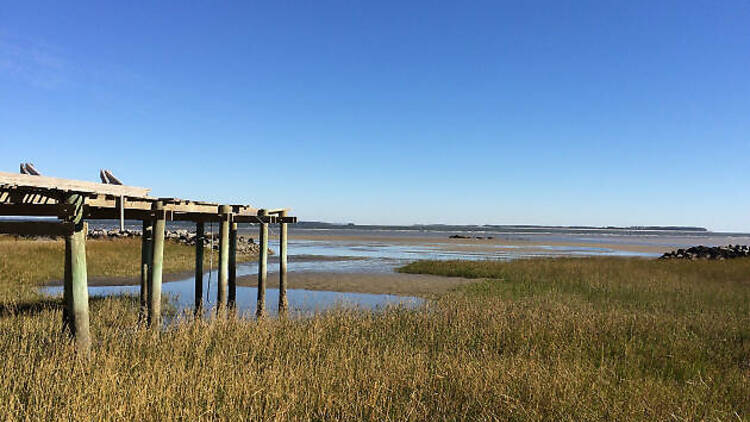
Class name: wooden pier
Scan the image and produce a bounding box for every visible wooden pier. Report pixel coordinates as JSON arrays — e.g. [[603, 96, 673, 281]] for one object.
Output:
[[0, 170, 297, 350]]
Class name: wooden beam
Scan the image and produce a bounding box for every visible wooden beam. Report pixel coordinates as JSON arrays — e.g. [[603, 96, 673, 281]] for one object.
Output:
[[0, 203, 68, 217], [85, 196, 152, 210], [0, 171, 150, 198], [0, 203, 294, 223], [232, 215, 279, 224], [86, 196, 255, 216], [85, 207, 152, 220], [263, 208, 290, 215], [0, 221, 74, 236]]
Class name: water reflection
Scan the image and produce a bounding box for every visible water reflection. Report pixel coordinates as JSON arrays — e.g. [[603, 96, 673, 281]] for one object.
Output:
[[40, 278, 423, 317]]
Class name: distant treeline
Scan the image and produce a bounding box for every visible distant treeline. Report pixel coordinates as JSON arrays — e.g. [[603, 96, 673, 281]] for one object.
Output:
[[295, 222, 708, 233], [79, 219, 711, 235]]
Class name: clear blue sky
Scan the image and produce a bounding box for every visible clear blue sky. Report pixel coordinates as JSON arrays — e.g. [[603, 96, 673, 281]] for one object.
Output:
[[1, 1, 748, 231]]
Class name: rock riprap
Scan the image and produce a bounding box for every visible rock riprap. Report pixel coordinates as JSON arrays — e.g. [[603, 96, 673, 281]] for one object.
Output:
[[87, 229, 264, 255], [659, 245, 750, 260]]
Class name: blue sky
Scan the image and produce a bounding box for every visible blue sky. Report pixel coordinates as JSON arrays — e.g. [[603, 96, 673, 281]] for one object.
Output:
[[1, 1, 749, 231]]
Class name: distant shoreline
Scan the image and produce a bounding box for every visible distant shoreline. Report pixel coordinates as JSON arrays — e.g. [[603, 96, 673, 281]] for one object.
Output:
[[295, 221, 710, 233]]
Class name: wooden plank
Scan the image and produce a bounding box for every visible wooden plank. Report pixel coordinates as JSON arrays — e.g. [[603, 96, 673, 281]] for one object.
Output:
[[232, 215, 279, 224], [0, 221, 74, 236], [85, 208, 152, 220], [85, 196, 152, 210], [0, 203, 65, 217], [263, 208, 290, 215], [0, 171, 151, 198], [0, 188, 59, 204], [87, 196, 255, 215]]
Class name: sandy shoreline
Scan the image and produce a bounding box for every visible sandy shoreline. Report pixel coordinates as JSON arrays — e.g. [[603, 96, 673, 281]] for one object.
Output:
[[45, 269, 473, 298], [39, 231, 678, 297], [235, 271, 474, 298], [279, 233, 671, 254]]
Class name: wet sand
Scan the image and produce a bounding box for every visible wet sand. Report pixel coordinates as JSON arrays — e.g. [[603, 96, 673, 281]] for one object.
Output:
[[236, 271, 474, 298], [43, 230, 687, 297], [59, 269, 472, 298], [280, 233, 672, 254]]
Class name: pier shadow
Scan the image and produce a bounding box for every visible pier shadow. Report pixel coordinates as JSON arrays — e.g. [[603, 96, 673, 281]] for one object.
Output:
[[0, 296, 127, 319], [0, 298, 62, 318]]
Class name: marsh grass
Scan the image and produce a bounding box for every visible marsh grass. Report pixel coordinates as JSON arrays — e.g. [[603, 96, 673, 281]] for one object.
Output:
[[0, 236, 256, 303], [1, 239, 748, 420]]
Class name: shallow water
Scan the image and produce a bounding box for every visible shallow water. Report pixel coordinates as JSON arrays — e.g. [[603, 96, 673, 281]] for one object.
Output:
[[41, 278, 424, 318], [55, 222, 695, 317], [261, 238, 658, 274]]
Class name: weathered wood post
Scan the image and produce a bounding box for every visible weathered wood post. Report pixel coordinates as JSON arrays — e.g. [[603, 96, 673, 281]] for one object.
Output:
[[194, 221, 204, 315], [228, 221, 238, 309], [217, 205, 231, 314], [117, 195, 125, 231], [279, 210, 288, 316], [257, 209, 269, 318], [139, 219, 153, 322], [62, 192, 91, 351], [148, 201, 166, 327]]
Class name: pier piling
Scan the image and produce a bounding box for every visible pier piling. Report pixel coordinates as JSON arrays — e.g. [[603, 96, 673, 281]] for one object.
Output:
[[279, 210, 288, 316], [62, 193, 90, 351], [140, 220, 153, 322], [217, 205, 231, 314], [148, 201, 165, 327], [228, 221, 238, 309], [194, 221, 204, 315], [257, 209, 269, 318]]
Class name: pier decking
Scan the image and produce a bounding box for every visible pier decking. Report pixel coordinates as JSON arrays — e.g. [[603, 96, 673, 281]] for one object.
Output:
[[0, 170, 297, 350]]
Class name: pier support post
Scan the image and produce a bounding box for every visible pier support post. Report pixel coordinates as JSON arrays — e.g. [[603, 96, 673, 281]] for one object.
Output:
[[148, 201, 166, 327], [217, 205, 231, 314], [279, 210, 288, 316], [62, 193, 90, 351], [257, 209, 269, 318], [194, 221, 204, 315], [139, 219, 153, 322], [228, 221, 238, 309], [117, 195, 125, 232]]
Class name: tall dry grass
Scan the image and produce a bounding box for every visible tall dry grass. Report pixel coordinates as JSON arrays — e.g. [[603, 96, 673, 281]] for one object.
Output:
[[0, 239, 748, 420], [0, 236, 255, 302]]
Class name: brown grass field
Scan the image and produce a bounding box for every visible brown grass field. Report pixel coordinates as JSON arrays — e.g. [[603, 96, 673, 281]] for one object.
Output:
[[0, 237, 748, 420]]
